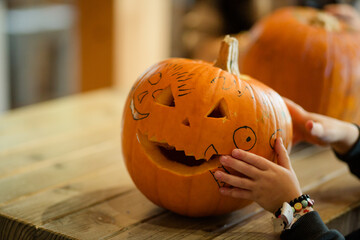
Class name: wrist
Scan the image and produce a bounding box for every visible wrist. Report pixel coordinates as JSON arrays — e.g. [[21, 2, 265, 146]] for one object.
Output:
[[331, 123, 360, 155], [273, 194, 315, 232]]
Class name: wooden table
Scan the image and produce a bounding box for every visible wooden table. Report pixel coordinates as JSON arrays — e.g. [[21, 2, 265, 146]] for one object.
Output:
[[1, 89, 359, 240]]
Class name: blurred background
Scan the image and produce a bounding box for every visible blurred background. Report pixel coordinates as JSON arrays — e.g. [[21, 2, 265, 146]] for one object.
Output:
[[0, 0, 359, 113]]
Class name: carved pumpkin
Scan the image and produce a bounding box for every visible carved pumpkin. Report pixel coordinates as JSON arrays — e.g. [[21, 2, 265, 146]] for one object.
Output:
[[121, 36, 292, 217], [241, 6, 360, 124]]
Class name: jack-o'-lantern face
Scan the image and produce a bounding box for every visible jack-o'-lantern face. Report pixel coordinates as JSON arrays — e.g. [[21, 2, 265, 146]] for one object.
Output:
[[121, 36, 292, 217]]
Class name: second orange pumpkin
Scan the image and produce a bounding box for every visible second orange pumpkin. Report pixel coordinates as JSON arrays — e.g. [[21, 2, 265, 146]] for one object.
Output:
[[241, 6, 360, 124]]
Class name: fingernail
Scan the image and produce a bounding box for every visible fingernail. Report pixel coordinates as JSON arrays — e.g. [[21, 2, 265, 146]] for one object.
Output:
[[214, 171, 222, 179], [220, 156, 227, 164], [232, 148, 242, 158], [275, 137, 283, 145]]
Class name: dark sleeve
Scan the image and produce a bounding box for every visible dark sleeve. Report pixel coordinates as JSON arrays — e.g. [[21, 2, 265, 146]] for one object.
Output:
[[334, 124, 360, 178], [280, 211, 344, 240]]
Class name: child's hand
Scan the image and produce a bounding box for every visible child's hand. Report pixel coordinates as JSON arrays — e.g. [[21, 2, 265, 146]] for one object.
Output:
[[284, 98, 359, 154], [215, 138, 302, 213]]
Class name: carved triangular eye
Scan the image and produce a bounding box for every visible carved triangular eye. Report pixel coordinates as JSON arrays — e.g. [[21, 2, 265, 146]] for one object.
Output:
[[207, 98, 229, 119], [154, 86, 175, 107]]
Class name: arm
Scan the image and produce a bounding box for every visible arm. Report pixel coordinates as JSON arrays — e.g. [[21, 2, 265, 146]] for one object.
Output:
[[215, 139, 344, 240], [284, 98, 359, 154], [284, 98, 360, 178]]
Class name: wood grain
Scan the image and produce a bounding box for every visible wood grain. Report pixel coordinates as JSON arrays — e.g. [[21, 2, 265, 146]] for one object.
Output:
[[0, 214, 35, 240]]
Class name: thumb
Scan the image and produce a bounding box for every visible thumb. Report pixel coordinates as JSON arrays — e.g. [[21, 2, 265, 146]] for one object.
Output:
[[275, 138, 291, 170], [306, 120, 324, 138]]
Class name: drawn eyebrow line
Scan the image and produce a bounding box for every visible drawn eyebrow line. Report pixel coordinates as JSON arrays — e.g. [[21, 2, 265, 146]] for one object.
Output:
[[176, 74, 188, 79], [178, 77, 192, 82], [178, 92, 192, 97], [173, 65, 183, 71], [179, 88, 193, 92], [171, 72, 181, 76]]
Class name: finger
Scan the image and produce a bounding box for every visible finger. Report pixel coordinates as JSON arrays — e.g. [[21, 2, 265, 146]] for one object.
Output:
[[231, 149, 269, 171], [214, 171, 254, 190], [307, 120, 325, 138], [275, 138, 291, 170], [220, 155, 262, 179], [219, 187, 252, 200]]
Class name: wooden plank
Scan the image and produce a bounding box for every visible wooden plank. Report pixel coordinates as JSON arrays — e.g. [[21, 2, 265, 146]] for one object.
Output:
[[310, 173, 360, 236], [291, 147, 349, 192], [0, 162, 132, 225], [0, 89, 125, 151], [38, 189, 166, 240], [36, 230, 74, 240], [0, 214, 35, 240], [0, 123, 119, 179], [106, 204, 263, 240], [327, 205, 360, 236], [0, 139, 120, 205]]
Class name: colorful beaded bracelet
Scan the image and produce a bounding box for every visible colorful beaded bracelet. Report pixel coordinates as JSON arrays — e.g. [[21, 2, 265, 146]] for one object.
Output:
[[275, 194, 314, 218]]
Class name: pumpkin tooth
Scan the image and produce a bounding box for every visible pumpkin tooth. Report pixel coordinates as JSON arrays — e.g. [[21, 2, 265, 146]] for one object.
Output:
[[145, 134, 206, 161]]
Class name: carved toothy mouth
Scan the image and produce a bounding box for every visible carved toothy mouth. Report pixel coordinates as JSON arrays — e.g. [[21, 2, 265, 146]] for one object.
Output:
[[157, 142, 212, 167], [137, 131, 220, 174]]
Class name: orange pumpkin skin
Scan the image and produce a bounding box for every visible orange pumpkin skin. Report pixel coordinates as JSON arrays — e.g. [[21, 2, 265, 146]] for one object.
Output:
[[121, 38, 292, 217], [241, 7, 360, 124]]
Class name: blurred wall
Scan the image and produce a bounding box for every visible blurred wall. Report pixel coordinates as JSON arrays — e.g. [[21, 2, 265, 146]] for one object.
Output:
[[114, 0, 171, 94], [7, 3, 78, 109]]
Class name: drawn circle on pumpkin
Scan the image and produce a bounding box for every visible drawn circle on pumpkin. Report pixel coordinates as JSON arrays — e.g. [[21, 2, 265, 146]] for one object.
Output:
[[233, 126, 257, 151], [269, 129, 282, 150], [148, 72, 162, 85]]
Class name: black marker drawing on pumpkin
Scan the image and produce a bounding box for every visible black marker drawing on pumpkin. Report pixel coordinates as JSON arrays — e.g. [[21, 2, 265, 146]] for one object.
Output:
[[233, 126, 257, 151], [218, 165, 230, 174], [176, 73, 194, 97], [204, 144, 218, 159], [237, 83, 255, 99], [210, 76, 237, 90], [209, 164, 232, 188], [176, 73, 188, 79], [137, 91, 149, 104], [178, 73, 195, 83], [269, 129, 282, 150], [130, 98, 150, 120], [152, 89, 163, 99], [148, 72, 162, 85], [130, 71, 164, 120]]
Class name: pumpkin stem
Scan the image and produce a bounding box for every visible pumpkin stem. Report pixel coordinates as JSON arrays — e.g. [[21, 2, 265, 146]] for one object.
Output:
[[214, 35, 240, 77]]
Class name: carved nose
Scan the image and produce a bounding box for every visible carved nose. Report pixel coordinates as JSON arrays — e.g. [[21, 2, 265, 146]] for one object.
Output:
[[182, 118, 190, 127]]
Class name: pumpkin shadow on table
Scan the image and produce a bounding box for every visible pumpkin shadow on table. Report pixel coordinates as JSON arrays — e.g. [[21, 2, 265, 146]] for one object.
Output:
[[135, 203, 276, 238], [40, 186, 165, 226], [40, 187, 273, 238]]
